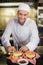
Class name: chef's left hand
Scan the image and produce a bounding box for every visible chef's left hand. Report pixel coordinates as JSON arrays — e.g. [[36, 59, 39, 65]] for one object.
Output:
[[19, 46, 29, 52]]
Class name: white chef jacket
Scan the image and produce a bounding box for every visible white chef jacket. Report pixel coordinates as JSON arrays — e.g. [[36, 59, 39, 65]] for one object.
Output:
[[1, 18, 40, 51]]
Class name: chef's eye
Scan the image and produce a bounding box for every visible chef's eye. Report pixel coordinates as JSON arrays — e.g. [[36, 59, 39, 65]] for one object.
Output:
[[24, 14, 27, 16], [19, 13, 23, 15]]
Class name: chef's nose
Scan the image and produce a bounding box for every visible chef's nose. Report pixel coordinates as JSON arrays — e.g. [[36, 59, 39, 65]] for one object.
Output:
[[21, 15, 25, 19]]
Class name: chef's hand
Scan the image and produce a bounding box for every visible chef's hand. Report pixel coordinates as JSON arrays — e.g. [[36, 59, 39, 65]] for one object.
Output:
[[19, 46, 29, 53], [6, 46, 16, 54]]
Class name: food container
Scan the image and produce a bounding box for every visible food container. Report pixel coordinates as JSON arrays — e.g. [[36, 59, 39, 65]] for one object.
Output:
[[18, 58, 29, 65]]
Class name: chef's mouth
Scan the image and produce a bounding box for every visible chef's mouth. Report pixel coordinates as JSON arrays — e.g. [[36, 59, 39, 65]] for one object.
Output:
[[18, 19, 26, 25]]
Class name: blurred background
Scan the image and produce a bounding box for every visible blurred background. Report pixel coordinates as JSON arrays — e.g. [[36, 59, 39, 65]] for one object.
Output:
[[0, 0, 43, 56]]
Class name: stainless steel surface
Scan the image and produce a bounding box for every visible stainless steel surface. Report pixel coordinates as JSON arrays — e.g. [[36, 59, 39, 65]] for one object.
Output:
[[0, 55, 7, 65], [39, 0, 43, 3], [36, 46, 43, 54]]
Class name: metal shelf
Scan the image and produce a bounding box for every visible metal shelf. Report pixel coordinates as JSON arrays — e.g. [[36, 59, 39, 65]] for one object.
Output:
[[38, 15, 43, 18], [37, 6, 43, 27]]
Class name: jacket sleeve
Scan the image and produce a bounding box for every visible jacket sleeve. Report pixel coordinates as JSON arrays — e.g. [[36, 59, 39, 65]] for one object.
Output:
[[26, 21, 40, 51], [1, 21, 13, 48]]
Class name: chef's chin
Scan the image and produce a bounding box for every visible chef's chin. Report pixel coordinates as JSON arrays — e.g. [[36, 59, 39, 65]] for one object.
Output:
[[19, 22, 25, 25], [18, 20, 25, 25]]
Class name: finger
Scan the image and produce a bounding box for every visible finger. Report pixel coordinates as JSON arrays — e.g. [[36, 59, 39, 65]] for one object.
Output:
[[19, 48, 23, 52], [20, 49, 25, 53], [12, 47, 16, 51], [19, 47, 21, 51]]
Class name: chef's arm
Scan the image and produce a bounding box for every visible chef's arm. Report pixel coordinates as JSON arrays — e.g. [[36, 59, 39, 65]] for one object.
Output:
[[1, 21, 13, 49], [26, 22, 40, 51]]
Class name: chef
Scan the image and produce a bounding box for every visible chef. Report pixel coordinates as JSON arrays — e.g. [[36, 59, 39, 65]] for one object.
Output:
[[1, 3, 40, 53]]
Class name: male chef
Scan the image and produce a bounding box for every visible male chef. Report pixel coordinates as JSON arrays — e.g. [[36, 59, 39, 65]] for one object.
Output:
[[1, 3, 40, 53]]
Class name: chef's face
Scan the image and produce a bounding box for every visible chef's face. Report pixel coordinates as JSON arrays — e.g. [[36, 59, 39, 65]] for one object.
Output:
[[18, 10, 28, 25]]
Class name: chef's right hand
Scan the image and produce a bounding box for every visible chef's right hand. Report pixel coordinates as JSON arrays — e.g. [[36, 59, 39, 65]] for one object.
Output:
[[6, 46, 16, 54]]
